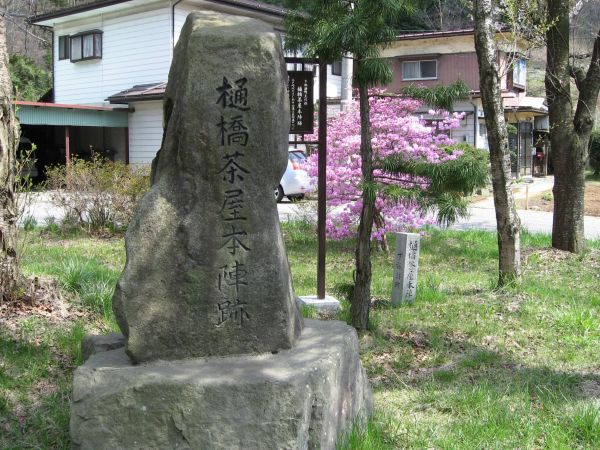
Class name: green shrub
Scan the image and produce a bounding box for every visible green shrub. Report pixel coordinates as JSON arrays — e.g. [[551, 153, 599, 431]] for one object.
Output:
[[589, 131, 600, 177], [45, 155, 150, 234], [22, 215, 37, 231]]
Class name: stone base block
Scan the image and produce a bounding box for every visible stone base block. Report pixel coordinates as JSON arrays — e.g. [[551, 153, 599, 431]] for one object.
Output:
[[81, 333, 125, 362], [70, 319, 372, 450], [297, 295, 341, 314]]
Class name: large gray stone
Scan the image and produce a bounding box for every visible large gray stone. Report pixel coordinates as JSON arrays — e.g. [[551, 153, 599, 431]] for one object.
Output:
[[70, 319, 373, 450], [112, 11, 302, 363]]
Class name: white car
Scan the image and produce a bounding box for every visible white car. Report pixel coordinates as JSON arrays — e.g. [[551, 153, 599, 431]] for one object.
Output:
[[275, 150, 315, 202]]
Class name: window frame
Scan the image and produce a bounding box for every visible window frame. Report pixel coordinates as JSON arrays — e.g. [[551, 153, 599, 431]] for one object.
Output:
[[512, 58, 527, 89], [331, 60, 342, 76], [402, 59, 438, 81], [70, 30, 103, 62], [58, 35, 70, 60]]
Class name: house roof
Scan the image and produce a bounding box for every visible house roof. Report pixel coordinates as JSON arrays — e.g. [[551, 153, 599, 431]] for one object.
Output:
[[394, 28, 528, 47], [395, 29, 476, 41], [503, 96, 548, 114], [30, 0, 286, 25], [107, 83, 167, 104]]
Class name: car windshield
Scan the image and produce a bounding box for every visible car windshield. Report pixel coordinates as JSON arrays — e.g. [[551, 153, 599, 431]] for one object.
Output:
[[288, 151, 307, 162]]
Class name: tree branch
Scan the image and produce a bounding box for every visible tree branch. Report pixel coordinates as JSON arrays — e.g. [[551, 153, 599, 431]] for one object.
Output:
[[584, 28, 600, 85], [569, 64, 586, 89], [570, 52, 592, 60], [4, 14, 48, 45], [573, 28, 600, 136], [374, 173, 422, 185]]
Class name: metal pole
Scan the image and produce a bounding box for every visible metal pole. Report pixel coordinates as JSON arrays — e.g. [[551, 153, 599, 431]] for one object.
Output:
[[317, 61, 327, 299]]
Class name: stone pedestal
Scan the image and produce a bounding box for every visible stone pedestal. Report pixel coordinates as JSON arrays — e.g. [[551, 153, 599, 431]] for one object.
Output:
[[71, 320, 372, 450]]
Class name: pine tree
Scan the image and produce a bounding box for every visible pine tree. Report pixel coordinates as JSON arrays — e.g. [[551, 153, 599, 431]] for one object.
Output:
[[285, 0, 408, 330]]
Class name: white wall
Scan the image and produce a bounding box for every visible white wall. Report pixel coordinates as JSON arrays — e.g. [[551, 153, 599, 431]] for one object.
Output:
[[449, 102, 477, 147], [128, 101, 163, 165], [415, 101, 478, 148], [53, 4, 172, 105]]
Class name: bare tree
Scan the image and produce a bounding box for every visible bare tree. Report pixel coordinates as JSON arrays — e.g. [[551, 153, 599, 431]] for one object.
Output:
[[546, 0, 600, 253], [0, 2, 22, 299], [416, 0, 472, 31], [473, 0, 522, 285]]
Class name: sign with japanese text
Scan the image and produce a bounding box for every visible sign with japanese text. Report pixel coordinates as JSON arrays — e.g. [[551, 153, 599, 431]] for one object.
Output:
[[215, 75, 252, 327], [287, 70, 314, 134]]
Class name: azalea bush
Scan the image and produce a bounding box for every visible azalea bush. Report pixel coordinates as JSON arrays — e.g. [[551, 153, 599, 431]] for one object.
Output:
[[307, 93, 488, 241]]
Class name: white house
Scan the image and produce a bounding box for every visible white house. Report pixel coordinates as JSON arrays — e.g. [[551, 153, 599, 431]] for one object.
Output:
[[24, 0, 342, 169]]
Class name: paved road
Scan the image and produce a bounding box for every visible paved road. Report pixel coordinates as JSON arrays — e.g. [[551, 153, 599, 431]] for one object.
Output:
[[452, 204, 600, 240], [277, 182, 600, 241], [451, 177, 600, 240], [22, 185, 600, 241]]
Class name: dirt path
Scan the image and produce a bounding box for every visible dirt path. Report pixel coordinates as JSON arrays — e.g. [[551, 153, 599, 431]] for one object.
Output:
[[519, 182, 600, 217]]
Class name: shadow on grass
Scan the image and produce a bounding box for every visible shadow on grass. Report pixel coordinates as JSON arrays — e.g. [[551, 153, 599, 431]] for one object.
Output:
[[354, 319, 600, 448]]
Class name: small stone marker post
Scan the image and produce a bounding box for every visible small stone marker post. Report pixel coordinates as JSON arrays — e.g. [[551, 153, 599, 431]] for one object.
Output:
[[391, 232, 420, 303]]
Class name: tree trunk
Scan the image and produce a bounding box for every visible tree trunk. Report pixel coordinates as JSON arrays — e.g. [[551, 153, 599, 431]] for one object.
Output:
[[473, 0, 521, 285], [0, 10, 21, 300], [546, 0, 600, 254], [351, 79, 374, 331]]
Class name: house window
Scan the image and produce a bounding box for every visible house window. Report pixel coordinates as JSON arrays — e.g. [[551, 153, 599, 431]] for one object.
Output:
[[331, 60, 342, 76], [70, 30, 102, 62], [402, 60, 437, 80], [58, 35, 70, 60], [512, 59, 526, 88]]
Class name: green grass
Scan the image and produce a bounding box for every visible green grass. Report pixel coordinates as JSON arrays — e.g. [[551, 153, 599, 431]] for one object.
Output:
[[2, 225, 600, 448]]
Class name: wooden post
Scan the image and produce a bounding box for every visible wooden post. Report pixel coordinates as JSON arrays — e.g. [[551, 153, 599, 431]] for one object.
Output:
[[317, 62, 327, 299], [65, 126, 71, 164], [124, 127, 129, 164]]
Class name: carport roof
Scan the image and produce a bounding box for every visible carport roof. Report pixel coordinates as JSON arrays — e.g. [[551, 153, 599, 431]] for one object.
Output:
[[15, 101, 130, 127]]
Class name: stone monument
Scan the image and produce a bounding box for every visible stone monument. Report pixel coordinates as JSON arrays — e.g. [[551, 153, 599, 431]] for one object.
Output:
[[70, 11, 372, 449], [111, 9, 302, 363]]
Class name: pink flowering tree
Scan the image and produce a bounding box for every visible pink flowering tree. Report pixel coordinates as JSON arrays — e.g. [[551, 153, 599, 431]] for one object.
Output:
[[306, 93, 488, 245]]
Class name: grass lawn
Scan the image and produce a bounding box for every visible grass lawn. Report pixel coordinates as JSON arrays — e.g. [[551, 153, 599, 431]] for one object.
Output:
[[1, 225, 600, 449]]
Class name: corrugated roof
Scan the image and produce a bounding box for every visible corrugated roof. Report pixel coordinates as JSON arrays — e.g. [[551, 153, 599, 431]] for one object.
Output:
[[15, 101, 129, 127]]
